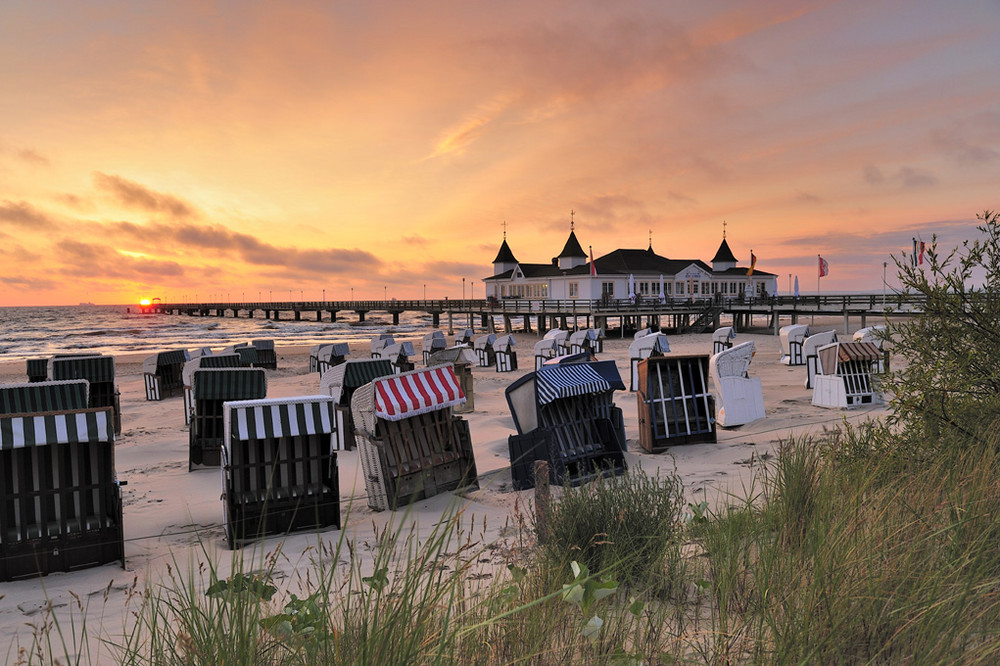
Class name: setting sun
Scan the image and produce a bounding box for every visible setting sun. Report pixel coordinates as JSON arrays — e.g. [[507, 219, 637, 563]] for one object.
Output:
[[139, 299, 151, 306]]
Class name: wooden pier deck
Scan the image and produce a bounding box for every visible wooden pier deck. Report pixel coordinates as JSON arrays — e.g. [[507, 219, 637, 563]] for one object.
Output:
[[145, 293, 922, 336]]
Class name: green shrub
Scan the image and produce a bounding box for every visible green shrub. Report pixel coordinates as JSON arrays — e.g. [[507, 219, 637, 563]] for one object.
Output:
[[537, 466, 686, 588]]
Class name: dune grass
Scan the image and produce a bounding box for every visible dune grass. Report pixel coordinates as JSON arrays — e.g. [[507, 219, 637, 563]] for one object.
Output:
[[17, 422, 1000, 664]]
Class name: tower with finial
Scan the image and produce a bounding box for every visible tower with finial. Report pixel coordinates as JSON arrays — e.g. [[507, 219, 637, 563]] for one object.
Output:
[[711, 220, 738, 272], [556, 209, 588, 270], [492, 220, 518, 276]]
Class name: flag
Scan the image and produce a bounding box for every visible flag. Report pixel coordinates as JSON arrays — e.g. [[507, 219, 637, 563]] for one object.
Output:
[[818, 255, 829, 278], [794, 275, 799, 298], [589, 245, 597, 277], [918, 241, 926, 266], [746, 250, 757, 276]]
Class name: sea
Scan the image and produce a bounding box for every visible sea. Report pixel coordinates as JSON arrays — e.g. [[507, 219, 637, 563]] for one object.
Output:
[[0, 304, 442, 363]]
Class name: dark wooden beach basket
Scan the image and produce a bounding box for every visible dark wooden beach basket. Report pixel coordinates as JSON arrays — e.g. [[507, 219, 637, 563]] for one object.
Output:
[[320, 358, 395, 450], [142, 349, 188, 401], [351, 365, 478, 511], [182, 353, 241, 425], [26, 358, 48, 383], [189, 368, 267, 470], [636, 355, 716, 453], [251, 339, 277, 369], [504, 359, 626, 490], [49, 355, 121, 436], [0, 407, 125, 581], [222, 396, 341, 549]]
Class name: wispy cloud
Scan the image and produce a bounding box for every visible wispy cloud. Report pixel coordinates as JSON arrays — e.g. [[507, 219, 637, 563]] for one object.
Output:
[[107, 220, 383, 274], [93, 173, 199, 218], [0, 200, 59, 229]]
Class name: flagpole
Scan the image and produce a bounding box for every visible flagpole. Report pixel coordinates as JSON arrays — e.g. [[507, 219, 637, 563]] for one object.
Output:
[[815, 254, 820, 326]]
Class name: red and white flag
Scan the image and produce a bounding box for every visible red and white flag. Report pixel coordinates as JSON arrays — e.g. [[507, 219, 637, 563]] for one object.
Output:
[[918, 241, 926, 266], [589, 245, 597, 277], [818, 255, 829, 278]]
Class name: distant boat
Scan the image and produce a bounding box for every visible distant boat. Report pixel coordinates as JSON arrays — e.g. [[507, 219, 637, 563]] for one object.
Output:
[[78, 302, 95, 306]]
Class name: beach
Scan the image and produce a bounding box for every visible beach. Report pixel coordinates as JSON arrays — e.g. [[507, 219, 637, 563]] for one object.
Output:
[[0, 318, 890, 660]]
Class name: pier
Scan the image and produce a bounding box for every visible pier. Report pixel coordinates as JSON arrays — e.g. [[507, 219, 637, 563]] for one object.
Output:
[[144, 293, 922, 336]]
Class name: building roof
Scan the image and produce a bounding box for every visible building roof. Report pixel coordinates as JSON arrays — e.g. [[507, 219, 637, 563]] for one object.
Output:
[[492, 239, 518, 264], [576, 248, 713, 276], [712, 238, 738, 263], [713, 266, 777, 277], [557, 231, 587, 258]]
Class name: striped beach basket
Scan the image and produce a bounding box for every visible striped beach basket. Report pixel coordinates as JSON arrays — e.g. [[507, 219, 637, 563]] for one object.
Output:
[[49, 355, 121, 436], [319, 359, 394, 450], [142, 349, 188, 401], [222, 395, 341, 548], [189, 368, 267, 470], [182, 354, 241, 425], [0, 407, 125, 581], [350, 365, 477, 511]]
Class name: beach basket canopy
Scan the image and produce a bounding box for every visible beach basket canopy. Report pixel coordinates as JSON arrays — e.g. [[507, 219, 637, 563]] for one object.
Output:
[[366, 365, 466, 422], [0, 408, 112, 449], [223, 395, 338, 445], [191, 368, 267, 400], [183, 353, 240, 385], [320, 358, 395, 402]]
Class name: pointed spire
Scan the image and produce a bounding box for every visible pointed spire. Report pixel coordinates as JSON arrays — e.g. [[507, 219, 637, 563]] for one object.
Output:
[[722, 219, 727, 239], [570, 209, 575, 231]]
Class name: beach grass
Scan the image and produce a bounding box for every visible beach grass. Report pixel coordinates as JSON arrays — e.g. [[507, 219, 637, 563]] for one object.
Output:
[[17, 424, 1000, 664]]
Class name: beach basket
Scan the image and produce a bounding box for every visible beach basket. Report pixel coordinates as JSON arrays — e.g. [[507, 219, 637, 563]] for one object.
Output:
[[473, 334, 496, 367], [49, 355, 121, 436], [779, 324, 810, 366], [421, 331, 447, 365], [494, 334, 517, 372], [313, 343, 351, 375], [222, 396, 341, 549], [319, 358, 394, 450], [802, 330, 837, 389], [26, 358, 48, 383], [182, 353, 241, 425], [712, 326, 736, 355], [636, 355, 716, 452], [504, 359, 626, 489], [428, 347, 477, 413], [628, 332, 670, 391], [350, 365, 477, 511], [710, 342, 765, 428], [189, 368, 267, 470], [812, 341, 884, 409], [142, 349, 188, 401], [0, 407, 125, 581], [251, 339, 277, 369]]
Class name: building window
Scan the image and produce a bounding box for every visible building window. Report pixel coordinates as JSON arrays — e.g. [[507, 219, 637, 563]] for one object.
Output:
[[666, 283, 672, 295], [676, 282, 684, 295], [602, 282, 614, 297], [542, 284, 548, 298], [639, 282, 649, 295], [569, 282, 579, 298], [692, 282, 699, 295]]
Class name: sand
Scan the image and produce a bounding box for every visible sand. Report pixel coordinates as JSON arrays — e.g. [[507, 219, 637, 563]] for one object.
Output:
[[0, 317, 890, 659]]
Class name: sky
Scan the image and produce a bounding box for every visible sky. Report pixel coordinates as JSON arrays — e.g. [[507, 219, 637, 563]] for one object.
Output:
[[1, 0, 999, 306]]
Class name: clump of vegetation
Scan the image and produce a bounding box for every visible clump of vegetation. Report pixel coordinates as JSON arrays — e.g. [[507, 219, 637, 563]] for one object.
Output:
[[882, 210, 1000, 448], [536, 465, 687, 589]]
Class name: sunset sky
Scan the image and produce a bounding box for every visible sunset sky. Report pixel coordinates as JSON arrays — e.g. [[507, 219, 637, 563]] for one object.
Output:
[[2, 0, 998, 306]]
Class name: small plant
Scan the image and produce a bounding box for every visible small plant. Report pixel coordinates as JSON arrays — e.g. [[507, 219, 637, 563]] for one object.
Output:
[[539, 466, 685, 588], [561, 560, 619, 641]]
